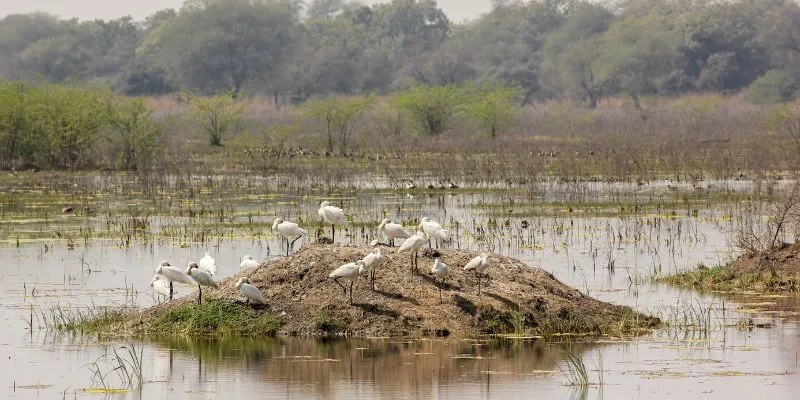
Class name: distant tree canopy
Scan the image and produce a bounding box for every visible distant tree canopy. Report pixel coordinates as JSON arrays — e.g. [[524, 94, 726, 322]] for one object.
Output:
[[2, 0, 800, 104]]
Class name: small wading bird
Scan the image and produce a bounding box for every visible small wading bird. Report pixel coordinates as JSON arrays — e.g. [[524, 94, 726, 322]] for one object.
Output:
[[419, 217, 450, 248], [463, 253, 491, 295], [155, 261, 195, 300], [360, 248, 386, 291], [329, 260, 365, 304], [318, 201, 347, 242], [397, 231, 429, 273], [236, 277, 267, 305], [186, 262, 219, 305], [430, 258, 450, 303], [240, 254, 259, 269], [150, 275, 171, 299], [272, 217, 308, 256], [198, 252, 217, 275], [378, 218, 411, 246]]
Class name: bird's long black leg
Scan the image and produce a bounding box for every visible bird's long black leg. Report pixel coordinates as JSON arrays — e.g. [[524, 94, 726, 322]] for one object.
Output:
[[198, 286, 202, 305], [332, 225, 336, 242], [291, 235, 302, 250], [349, 280, 354, 304], [335, 277, 346, 297], [169, 281, 174, 301]]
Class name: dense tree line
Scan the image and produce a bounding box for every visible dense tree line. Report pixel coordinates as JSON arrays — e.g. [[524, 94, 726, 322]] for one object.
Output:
[[1, 0, 800, 105]]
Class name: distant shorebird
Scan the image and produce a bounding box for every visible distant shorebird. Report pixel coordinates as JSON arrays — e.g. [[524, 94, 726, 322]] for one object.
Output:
[[318, 201, 347, 242], [418, 217, 450, 248], [150, 275, 171, 298], [236, 277, 267, 305], [198, 252, 217, 275], [240, 254, 259, 269], [272, 217, 308, 256]]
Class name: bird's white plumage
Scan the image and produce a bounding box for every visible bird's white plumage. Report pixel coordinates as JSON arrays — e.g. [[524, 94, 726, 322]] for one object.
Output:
[[329, 260, 364, 279], [318, 201, 347, 226], [463, 253, 490, 273], [155, 262, 195, 285], [431, 258, 449, 278], [361, 249, 386, 274], [240, 255, 259, 269], [198, 252, 217, 275], [398, 231, 429, 253], [419, 217, 450, 241], [236, 277, 267, 304], [186, 262, 219, 288], [150, 275, 171, 297], [273, 217, 308, 238], [378, 219, 412, 241]]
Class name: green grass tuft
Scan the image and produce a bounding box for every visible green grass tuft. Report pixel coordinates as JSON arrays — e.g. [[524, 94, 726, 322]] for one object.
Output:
[[152, 300, 285, 336]]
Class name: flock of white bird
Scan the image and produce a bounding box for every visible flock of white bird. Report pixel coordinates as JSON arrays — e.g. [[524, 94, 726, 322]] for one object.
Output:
[[149, 201, 492, 307]]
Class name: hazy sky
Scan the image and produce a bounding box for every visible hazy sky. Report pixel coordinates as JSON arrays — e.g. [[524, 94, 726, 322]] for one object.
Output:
[[0, 0, 492, 23]]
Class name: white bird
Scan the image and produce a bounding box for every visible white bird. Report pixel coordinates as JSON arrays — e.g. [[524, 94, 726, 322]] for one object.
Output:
[[240, 254, 259, 269], [329, 260, 365, 304], [419, 217, 450, 248], [397, 231, 429, 273], [463, 253, 491, 295], [198, 252, 217, 275], [360, 248, 387, 291], [430, 258, 450, 303], [378, 218, 412, 246], [318, 201, 347, 242], [236, 277, 267, 305], [155, 261, 195, 300], [405, 180, 416, 190], [150, 275, 171, 298], [272, 217, 308, 256], [186, 262, 219, 305]]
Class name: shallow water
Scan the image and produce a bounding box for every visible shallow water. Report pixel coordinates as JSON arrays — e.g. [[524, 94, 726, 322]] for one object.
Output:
[[0, 175, 798, 399]]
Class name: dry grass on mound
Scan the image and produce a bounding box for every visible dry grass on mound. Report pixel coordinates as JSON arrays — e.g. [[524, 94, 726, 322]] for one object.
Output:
[[661, 242, 800, 292], [119, 243, 658, 338]]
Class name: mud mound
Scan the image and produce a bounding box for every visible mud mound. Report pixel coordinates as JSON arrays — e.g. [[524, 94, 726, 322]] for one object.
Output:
[[131, 244, 659, 337]]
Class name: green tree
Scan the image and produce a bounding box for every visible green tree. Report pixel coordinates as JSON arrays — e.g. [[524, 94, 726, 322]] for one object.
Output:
[[192, 93, 249, 146], [395, 84, 465, 136], [107, 98, 165, 170], [306, 95, 374, 153], [144, 0, 299, 97], [466, 83, 522, 138]]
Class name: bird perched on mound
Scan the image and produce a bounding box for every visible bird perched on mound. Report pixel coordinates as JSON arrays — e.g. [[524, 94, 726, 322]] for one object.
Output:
[[186, 262, 218, 305], [318, 201, 347, 242], [155, 261, 194, 300], [360, 248, 387, 291], [198, 252, 217, 275], [418, 217, 450, 248], [430, 258, 450, 303], [463, 253, 491, 295], [329, 260, 365, 304], [236, 277, 267, 305], [398, 231, 429, 273], [149, 275, 171, 299], [378, 218, 411, 246], [240, 254, 259, 269], [272, 217, 308, 256]]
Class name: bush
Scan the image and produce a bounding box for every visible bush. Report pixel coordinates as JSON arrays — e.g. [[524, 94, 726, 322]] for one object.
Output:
[[395, 84, 466, 136], [744, 69, 800, 104], [192, 92, 249, 146]]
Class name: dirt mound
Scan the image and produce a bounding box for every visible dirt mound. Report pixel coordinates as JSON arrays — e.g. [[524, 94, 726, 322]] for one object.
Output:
[[131, 244, 659, 337]]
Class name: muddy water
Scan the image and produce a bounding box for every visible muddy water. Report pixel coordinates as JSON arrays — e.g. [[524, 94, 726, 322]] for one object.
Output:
[[0, 176, 798, 399]]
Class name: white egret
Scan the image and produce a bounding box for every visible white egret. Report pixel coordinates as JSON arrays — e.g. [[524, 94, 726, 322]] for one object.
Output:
[[463, 253, 491, 295], [150, 275, 171, 298], [419, 217, 450, 248], [236, 277, 267, 305], [155, 261, 194, 300], [318, 201, 347, 242], [272, 217, 308, 256], [240, 254, 259, 269], [329, 260, 365, 304], [378, 218, 412, 246], [360, 249, 386, 291], [430, 258, 450, 303], [186, 262, 219, 305], [198, 252, 217, 275], [397, 231, 429, 273]]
